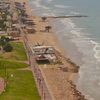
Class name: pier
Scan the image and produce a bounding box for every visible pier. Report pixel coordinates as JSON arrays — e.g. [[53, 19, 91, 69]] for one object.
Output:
[[42, 15, 88, 19]]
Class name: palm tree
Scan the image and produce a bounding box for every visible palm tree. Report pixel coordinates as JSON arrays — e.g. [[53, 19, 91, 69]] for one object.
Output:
[[45, 26, 52, 32]]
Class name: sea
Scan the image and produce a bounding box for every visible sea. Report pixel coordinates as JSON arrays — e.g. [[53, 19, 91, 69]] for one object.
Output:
[[29, 0, 100, 100]]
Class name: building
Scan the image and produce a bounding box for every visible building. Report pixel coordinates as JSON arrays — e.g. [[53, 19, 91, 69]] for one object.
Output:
[[32, 45, 57, 63]]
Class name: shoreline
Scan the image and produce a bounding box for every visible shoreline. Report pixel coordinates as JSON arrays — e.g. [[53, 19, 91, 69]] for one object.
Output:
[[16, 0, 86, 99]]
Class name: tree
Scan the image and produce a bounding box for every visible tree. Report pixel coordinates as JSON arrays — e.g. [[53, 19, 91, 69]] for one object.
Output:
[[0, 20, 6, 30], [45, 26, 52, 32], [3, 43, 13, 52], [0, 36, 7, 46], [5, 38, 10, 42]]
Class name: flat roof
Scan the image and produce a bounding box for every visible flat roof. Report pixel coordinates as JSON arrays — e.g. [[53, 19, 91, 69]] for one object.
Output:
[[33, 46, 53, 49]]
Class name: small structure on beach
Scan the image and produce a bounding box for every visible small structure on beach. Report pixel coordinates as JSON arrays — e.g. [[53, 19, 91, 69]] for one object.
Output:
[[21, 17, 35, 26], [24, 20, 35, 26], [41, 17, 47, 22], [45, 26, 52, 32], [26, 26, 36, 34], [32, 45, 57, 63]]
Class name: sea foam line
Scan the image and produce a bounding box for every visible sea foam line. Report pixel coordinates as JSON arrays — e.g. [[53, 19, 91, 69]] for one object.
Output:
[[60, 17, 100, 63], [90, 40, 100, 61], [47, 0, 53, 3], [54, 4, 71, 9], [32, 0, 50, 9]]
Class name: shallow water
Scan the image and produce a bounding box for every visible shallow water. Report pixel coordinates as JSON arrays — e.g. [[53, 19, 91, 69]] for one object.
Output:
[[29, 0, 100, 99]]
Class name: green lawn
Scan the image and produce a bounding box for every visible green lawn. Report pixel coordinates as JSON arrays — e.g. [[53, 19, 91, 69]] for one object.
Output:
[[0, 41, 40, 100], [10, 42, 27, 61], [0, 42, 27, 61], [0, 70, 40, 100], [0, 60, 28, 69]]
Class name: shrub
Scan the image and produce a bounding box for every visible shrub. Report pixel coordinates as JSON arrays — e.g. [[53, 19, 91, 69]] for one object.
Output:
[[0, 36, 7, 46], [3, 43, 13, 52]]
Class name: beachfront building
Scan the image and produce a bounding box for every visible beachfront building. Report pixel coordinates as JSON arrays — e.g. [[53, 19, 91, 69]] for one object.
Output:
[[7, 25, 20, 39], [0, 0, 10, 12], [32, 46, 57, 63]]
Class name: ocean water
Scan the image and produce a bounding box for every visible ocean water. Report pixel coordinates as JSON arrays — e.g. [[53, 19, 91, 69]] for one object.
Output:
[[29, 0, 100, 100]]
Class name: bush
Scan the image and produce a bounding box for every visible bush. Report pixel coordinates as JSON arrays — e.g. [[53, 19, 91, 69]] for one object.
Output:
[[3, 43, 13, 52], [0, 36, 7, 46]]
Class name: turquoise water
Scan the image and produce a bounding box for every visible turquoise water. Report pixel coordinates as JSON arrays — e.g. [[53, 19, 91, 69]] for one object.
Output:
[[29, 0, 100, 100]]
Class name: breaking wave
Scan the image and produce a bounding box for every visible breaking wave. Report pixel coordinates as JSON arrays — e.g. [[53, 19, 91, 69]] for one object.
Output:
[[31, 0, 49, 9], [54, 4, 71, 9]]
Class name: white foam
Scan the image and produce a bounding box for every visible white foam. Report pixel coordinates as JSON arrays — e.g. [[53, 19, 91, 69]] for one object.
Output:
[[70, 11, 80, 15], [47, 0, 53, 2], [60, 18, 87, 38], [32, 0, 41, 7], [32, 0, 49, 9], [61, 18, 76, 28], [90, 40, 100, 62], [95, 51, 100, 59], [70, 30, 81, 37], [65, 20, 100, 63], [54, 4, 70, 9], [98, 82, 100, 86], [42, 13, 56, 16], [52, 10, 100, 64], [70, 27, 87, 38], [85, 95, 95, 100]]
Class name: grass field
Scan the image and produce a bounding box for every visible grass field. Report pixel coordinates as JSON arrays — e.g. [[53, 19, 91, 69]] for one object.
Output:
[[0, 40, 40, 100], [0, 60, 28, 69], [0, 70, 40, 100], [11, 42, 27, 61], [0, 42, 27, 61]]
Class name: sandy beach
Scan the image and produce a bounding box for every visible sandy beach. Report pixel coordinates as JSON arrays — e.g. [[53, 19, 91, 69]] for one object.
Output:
[[15, 0, 86, 100]]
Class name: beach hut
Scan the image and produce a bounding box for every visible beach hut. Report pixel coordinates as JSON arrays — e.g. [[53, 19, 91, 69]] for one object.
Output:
[[26, 26, 36, 33], [45, 26, 52, 32], [24, 20, 35, 26], [21, 17, 34, 25], [41, 17, 47, 22]]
